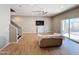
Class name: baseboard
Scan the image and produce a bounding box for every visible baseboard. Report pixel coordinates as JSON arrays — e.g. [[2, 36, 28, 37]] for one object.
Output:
[[9, 36, 23, 44], [0, 43, 10, 51], [23, 32, 36, 34], [23, 32, 53, 34], [0, 36, 23, 51]]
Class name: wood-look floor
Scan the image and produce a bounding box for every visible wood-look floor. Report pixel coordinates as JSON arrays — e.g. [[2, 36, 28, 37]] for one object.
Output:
[[0, 33, 79, 55]]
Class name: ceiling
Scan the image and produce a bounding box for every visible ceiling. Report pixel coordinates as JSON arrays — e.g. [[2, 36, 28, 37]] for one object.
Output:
[[10, 4, 78, 17]]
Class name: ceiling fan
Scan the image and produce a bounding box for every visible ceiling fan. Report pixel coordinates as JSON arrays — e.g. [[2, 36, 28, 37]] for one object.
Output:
[[32, 10, 48, 15]]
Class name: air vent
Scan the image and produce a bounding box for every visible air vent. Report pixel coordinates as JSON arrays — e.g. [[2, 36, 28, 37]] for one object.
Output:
[[10, 9, 16, 12]]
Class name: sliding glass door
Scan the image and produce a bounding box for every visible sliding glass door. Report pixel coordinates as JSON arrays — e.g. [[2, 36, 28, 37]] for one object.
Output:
[[70, 18, 79, 42], [61, 18, 79, 42], [61, 19, 69, 37]]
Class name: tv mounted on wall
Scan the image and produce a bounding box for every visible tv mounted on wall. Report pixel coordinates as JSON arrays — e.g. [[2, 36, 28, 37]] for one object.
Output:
[[36, 21, 44, 26]]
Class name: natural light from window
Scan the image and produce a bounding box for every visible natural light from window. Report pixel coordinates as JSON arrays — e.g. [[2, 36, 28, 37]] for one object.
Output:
[[61, 18, 79, 42]]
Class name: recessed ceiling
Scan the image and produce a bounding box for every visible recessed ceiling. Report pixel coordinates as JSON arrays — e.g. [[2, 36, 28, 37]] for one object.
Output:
[[10, 4, 78, 17]]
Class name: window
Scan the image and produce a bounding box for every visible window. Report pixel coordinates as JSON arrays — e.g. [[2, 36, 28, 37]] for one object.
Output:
[[70, 18, 79, 42], [61, 18, 79, 42], [61, 19, 69, 37]]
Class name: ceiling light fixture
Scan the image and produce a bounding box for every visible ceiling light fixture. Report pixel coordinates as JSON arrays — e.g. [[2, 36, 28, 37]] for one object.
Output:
[[29, 4, 34, 6], [60, 6, 64, 8]]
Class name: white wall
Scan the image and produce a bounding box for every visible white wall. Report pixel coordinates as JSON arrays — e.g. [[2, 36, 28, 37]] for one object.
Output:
[[11, 16, 52, 33], [0, 5, 10, 48]]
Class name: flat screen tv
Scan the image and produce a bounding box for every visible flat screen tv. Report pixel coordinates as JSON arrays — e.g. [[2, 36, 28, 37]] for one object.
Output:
[[36, 21, 44, 26]]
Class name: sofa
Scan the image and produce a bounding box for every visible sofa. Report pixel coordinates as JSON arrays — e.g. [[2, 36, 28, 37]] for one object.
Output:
[[38, 33, 63, 48]]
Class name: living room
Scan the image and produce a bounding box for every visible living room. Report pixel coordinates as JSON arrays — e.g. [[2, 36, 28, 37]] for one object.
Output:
[[0, 4, 79, 55]]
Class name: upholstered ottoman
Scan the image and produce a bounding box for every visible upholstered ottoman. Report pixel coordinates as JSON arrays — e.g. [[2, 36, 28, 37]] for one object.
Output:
[[38, 34, 63, 48]]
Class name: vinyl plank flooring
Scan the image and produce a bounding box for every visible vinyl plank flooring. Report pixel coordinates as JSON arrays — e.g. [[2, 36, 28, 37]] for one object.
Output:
[[0, 33, 79, 55]]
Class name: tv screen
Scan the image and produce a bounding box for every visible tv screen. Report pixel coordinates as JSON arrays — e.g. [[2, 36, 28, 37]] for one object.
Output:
[[36, 21, 44, 26]]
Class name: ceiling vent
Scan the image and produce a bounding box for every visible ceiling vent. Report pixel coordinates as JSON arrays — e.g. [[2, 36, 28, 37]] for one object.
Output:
[[10, 9, 16, 12], [10, 9, 16, 15]]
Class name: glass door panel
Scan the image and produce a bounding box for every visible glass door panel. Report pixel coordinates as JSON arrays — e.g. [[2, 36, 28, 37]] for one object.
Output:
[[70, 18, 79, 42], [61, 20, 69, 37]]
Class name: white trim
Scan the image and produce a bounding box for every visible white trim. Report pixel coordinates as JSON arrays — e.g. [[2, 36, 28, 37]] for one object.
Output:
[[9, 42, 17, 44], [23, 32, 52, 34], [0, 43, 10, 51], [0, 36, 23, 51], [8, 36, 23, 44], [10, 36, 23, 43], [23, 32, 36, 34]]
